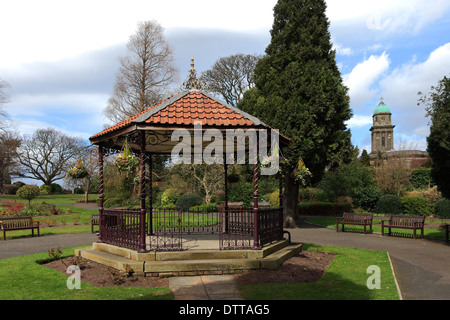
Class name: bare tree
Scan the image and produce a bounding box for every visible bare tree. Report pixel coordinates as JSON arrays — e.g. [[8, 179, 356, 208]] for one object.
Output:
[[18, 128, 86, 185], [201, 53, 262, 106], [0, 131, 20, 193], [104, 21, 178, 123], [0, 78, 11, 131]]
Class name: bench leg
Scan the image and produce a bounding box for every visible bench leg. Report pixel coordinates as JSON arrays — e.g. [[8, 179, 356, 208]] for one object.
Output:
[[364, 224, 367, 234]]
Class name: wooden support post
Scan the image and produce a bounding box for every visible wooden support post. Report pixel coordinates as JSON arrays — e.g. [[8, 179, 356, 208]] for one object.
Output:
[[224, 161, 229, 233], [253, 143, 260, 250], [97, 146, 104, 243], [139, 132, 147, 253], [148, 153, 153, 235]]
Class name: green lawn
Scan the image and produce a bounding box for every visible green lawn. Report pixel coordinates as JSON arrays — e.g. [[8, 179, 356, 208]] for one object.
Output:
[[0, 246, 173, 300], [238, 243, 400, 300], [1, 195, 402, 300]]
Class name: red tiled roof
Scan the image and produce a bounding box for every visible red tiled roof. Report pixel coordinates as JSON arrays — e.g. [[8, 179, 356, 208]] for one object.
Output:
[[90, 90, 266, 141]]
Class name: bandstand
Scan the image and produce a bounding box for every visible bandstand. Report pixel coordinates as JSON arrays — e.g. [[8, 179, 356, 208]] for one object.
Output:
[[76, 62, 302, 275]]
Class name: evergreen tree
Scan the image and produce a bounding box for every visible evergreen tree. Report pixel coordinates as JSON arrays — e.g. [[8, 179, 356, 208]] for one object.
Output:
[[239, 0, 352, 224], [420, 76, 450, 199]]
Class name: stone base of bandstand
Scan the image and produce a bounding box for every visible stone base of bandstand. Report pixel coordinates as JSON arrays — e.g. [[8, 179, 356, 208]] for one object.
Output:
[[75, 235, 303, 278]]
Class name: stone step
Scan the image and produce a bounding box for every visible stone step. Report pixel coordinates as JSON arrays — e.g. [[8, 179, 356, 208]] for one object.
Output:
[[75, 241, 303, 277], [90, 239, 290, 261]]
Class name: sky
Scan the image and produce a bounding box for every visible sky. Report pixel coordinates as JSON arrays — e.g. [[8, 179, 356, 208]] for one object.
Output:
[[1, 0, 450, 157]]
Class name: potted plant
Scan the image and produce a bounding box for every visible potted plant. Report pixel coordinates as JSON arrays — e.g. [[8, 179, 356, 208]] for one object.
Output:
[[294, 167, 312, 187], [67, 159, 89, 179], [115, 140, 139, 173]]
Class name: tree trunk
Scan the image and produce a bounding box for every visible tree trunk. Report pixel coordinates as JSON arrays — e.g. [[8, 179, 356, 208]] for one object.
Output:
[[283, 174, 299, 228]]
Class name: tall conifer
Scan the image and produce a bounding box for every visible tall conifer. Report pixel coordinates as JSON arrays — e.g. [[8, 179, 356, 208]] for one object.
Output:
[[239, 0, 353, 223]]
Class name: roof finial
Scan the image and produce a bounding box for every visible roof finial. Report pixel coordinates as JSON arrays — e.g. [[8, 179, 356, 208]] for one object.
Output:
[[379, 97, 385, 105], [183, 57, 202, 91]]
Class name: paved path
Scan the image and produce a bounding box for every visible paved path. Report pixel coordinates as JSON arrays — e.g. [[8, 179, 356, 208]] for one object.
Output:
[[291, 221, 450, 300], [1, 222, 450, 300]]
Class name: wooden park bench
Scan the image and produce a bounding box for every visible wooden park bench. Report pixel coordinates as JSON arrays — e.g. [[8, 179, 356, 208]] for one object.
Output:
[[0, 216, 40, 240], [381, 215, 425, 239], [91, 214, 99, 233], [336, 212, 373, 234]]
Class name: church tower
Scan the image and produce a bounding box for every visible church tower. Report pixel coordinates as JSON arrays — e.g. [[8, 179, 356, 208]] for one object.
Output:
[[370, 98, 395, 154]]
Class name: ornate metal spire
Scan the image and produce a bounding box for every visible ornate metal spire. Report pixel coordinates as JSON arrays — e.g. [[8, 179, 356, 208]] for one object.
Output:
[[183, 57, 202, 90]]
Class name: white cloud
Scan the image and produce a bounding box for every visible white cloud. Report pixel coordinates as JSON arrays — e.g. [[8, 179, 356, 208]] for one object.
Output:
[[333, 42, 353, 56], [343, 52, 390, 108], [327, 0, 450, 35], [0, 0, 277, 67], [346, 115, 372, 129], [380, 43, 450, 112]]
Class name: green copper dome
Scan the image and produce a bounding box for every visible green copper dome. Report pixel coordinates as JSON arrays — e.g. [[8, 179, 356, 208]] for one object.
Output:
[[374, 100, 391, 114]]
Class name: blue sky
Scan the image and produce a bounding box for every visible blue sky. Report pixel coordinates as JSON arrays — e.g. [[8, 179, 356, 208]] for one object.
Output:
[[1, 0, 450, 156]]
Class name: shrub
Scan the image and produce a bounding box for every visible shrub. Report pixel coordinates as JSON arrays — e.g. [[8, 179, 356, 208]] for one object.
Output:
[[228, 182, 254, 207], [433, 198, 450, 219], [266, 190, 280, 208], [353, 187, 382, 211], [189, 203, 218, 213], [0, 200, 25, 215], [39, 185, 52, 195], [374, 194, 403, 215], [176, 194, 203, 211], [410, 168, 434, 189], [160, 188, 181, 207], [7, 181, 26, 195], [50, 183, 63, 194], [401, 195, 432, 216], [16, 185, 41, 207], [298, 202, 353, 216]]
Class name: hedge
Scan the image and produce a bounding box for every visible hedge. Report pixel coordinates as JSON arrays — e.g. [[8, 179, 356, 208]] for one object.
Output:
[[298, 202, 353, 216]]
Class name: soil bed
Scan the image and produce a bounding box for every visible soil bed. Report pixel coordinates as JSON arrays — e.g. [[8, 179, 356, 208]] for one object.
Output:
[[44, 250, 336, 288]]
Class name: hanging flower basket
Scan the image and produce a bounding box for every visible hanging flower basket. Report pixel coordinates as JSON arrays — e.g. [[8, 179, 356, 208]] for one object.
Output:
[[115, 140, 139, 173], [294, 167, 312, 187], [67, 160, 89, 179]]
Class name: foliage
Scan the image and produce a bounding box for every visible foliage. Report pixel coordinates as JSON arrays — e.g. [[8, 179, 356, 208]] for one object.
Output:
[[16, 185, 41, 206], [294, 168, 312, 187], [39, 184, 52, 195], [201, 53, 262, 106], [228, 182, 254, 207], [266, 189, 280, 208], [317, 162, 375, 202], [420, 75, 450, 198], [374, 194, 403, 215], [50, 183, 63, 194], [18, 128, 85, 185], [237, 0, 353, 220], [374, 159, 412, 196], [160, 188, 181, 207], [188, 203, 219, 213], [0, 199, 25, 215], [401, 195, 432, 216], [298, 202, 353, 216], [115, 154, 139, 173], [238, 0, 353, 181], [433, 198, 450, 219], [353, 186, 382, 211], [175, 193, 203, 211], [359, 149, 371, 166], [410, 168, 434, 189]]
